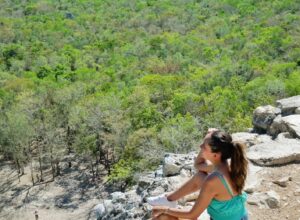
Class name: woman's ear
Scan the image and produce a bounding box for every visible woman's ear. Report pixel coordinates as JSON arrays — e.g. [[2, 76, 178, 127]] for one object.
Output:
[[215, 152, 221, 159]]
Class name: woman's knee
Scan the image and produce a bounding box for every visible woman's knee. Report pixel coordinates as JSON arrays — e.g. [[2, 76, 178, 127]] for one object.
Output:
[[154, 214, 178, 220]]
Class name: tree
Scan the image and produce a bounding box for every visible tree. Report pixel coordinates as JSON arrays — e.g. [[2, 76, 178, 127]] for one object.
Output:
[[0, 108, 33, 181], [159, 114, 201, 154]]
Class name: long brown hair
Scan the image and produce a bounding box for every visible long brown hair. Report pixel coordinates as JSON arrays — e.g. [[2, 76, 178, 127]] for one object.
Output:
[[208, 131, 248, 194]]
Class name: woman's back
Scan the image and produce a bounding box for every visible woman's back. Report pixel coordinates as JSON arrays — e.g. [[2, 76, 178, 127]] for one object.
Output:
[[207, 171, 248, 220]]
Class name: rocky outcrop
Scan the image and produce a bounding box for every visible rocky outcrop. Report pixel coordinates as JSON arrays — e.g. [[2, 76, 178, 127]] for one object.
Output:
[[252, 96, 300, 139], [247, 95, 300, 165], [276, 95, 300, 116], [253, 105, 281, 132], [268, 115, 300, 138], [91, 153, 211, 220], [163, 153, 196, 176], [91, 95, 300, 219], [247, 138, 300, 165]]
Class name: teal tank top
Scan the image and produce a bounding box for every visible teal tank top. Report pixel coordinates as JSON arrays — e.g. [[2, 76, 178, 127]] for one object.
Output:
[[207, 172, 248, 220]]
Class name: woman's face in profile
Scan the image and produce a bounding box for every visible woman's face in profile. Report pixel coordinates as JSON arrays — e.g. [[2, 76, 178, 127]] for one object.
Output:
[[199, 132, 214, 160]]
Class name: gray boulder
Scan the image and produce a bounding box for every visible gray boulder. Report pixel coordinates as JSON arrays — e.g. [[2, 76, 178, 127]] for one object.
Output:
[[273, 176, 292, 187], [247, 191, 280, 209], [111, 191, 126, 203], [232, 132, 273, 147], [137, 177, 154, 194], [163, 154, 182, 176], [244, 163, 262, 194], [93, 203, 106, 219], [232, 132, 259, 147], [269, 115, 300, 138], [253, 105, 281, 132], [276, 95, 300, 116], [265, 191, 280, 209], [163, 153, 196, 176], [247, 138, 300, 166]]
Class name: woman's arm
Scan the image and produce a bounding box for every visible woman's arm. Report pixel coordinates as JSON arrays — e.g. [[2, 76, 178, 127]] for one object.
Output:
[[194, 128, 218, 173], [194, 152, 214, 173], [153, 177, 216, 219]]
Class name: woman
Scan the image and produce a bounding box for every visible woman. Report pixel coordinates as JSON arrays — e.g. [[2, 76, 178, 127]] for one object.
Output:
[[151, 130, 248, 220]]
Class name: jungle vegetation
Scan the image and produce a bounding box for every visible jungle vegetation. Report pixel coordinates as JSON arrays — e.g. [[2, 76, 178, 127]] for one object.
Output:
[[0, 0, 299, 189]]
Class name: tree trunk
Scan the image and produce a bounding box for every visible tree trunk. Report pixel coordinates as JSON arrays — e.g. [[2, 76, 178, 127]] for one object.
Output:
[[56, 161, 61, 176], [38, 150, 44, 182], [21, 163, 24, 175], [67, 126, 72, 168], [95, 157, 99, 178], [96, 133, 101, 164], [30, 156, 34, 185], [90, 157, 95, 181], [50, 145, 55, 180], [105, 151, 111, 175], [16, 158, 21, 183], [16, 158, 21, 174], [67, 126, 72, 154]]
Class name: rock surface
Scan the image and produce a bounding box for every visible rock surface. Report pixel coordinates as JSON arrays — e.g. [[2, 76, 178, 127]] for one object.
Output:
[[163, 153, 196, 176], [1, 95, 300, 220], [276, 95, 300, 116], [253, 105, 281, 132], [269, 115, 300, 138], [247, 138, 300, 166]]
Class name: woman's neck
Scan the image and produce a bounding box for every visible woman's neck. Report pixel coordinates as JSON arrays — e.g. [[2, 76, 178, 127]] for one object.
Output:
[[213, 161, 228, 172]]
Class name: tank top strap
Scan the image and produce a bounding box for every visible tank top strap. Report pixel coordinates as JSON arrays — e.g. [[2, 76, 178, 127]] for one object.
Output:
[[213, 171, 234, 197]]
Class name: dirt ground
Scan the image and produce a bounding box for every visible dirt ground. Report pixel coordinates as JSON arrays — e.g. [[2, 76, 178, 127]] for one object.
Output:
[[0, 157, 105, 220], [246, 164, 300, 220], [0, 157, 299, 220]]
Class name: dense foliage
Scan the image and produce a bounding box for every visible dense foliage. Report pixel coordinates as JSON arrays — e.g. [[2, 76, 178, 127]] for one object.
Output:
[[0, 0, 299, 187]]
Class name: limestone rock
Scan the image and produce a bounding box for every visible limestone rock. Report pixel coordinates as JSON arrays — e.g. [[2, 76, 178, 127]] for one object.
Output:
[[148, 186, 165, 197], [247, 192, 266, 208], [276, 95, 300, 116], [111, 192, 126, 203], [268, 115, 287, 137], [275, 132, 293, 141], [294, 189, 300, 196], [281, 115, 300, 138], [253, 105, 281, 132], [137, 177, 153, 193], [167, 175, 191, 191], [244, 164, 262, 193], [163, 154, 183, 176], [125, 190, 142, 204], [163, 153, 196, 176], [269, 115, 300, 138], [247, 138, 300, 166], [247, 194, 261, 206], [265, 191, 280, 209], [256, 134, 273, 144], [273, 177, 292, 187], [232, 132, 259, 147], [295, 107, 300, 114], [154, 165, 164, 177], [103, 200, 114, 213], [93, 203, 106, 219]]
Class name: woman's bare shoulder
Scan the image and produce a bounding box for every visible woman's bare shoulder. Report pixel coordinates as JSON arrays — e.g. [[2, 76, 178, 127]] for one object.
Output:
[[204, 172, 221, 185]]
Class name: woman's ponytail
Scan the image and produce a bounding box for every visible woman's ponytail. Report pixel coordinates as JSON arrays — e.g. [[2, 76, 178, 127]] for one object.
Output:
[[230, 142, 248, 194], [209, 131, 248, 194]]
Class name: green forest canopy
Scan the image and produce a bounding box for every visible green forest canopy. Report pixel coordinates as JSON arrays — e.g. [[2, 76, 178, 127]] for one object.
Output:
[[0, 0, 300, 186]]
